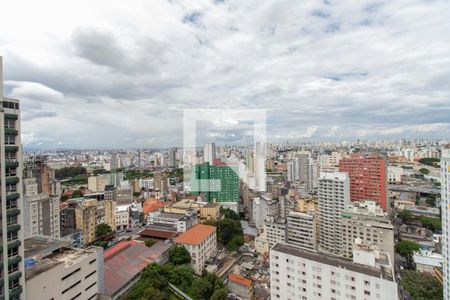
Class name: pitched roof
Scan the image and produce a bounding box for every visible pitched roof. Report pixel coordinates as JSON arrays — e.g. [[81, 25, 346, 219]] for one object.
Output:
[[228, 273, 253, 287], [174, 224, 216, 245]]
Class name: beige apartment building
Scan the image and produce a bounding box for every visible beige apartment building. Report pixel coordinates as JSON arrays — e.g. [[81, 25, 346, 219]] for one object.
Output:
[[88, 175, 109, 192], [174, 224, 217, 274], [342, 200, 395, 261], [75, 198, 115, 245]]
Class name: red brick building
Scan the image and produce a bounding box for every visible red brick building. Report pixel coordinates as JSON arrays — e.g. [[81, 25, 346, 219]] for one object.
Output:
[[339, 154, 388, 210]]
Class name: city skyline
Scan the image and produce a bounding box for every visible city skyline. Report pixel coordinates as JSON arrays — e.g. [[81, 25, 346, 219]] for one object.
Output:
[[1, 0, 450, 148]]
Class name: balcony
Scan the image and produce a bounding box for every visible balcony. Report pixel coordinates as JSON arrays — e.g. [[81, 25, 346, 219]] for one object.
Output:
[[7, 208, 20, 217], [6, 193, 20, 201], [4, 113, 18, 120], [5, 160, 19, 169], [9, 286, 22, 298], [7, 240, 21, 250], [8, 271, 22, 282], [5, 177, 19, 185], [7, 224, 20, 233], [5, 146, 18, 152], [4, 128, 18, 136], [8, 256, 22, 267]]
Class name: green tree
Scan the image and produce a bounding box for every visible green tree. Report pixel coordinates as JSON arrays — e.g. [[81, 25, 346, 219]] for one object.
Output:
[[94, 240, 108, 249], [93, 168, 109, 175], [210, 289, 229, 300], [426, 195, 436, 207], [139, 287, 165, 300], [398, 210, 413, 223], [96, 223, 113, 238], [191, 278, 214, 300], [400, 270, 442, 299], [419, 168, 430, 175], [71, 189, 83, 198], [171, 264, 194, 291], [418, 157, 440, 167], [169, 245, 191, 265], [55, 166, 87, 179], [220, 208, 240, 220], [60, 194, 69, 201], [395, 240, 420, 258], [418, 216, 442, 232], [133, 192, 141, 197], [145, 239, 157, 247]]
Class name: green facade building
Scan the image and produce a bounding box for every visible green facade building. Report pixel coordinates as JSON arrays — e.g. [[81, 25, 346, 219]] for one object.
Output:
[[191, 163, 240, 203]]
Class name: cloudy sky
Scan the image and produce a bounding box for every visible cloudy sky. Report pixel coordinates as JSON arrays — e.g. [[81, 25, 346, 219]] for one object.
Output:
[[1, 0, 449, 149]]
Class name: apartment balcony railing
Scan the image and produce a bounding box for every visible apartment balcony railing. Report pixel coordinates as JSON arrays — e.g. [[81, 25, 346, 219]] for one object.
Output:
[[4, 128, 18, 136], [6, 208, 20, 217], [5, 146, 19, 152], [8, 256, 22, 267], [5, 159, 19, 169], [5, 177, 19, 185], [6, 193, 20, 201], [9, 285, 23, 298], [4, 113, 18, 120], [6, 224, 20, 233]]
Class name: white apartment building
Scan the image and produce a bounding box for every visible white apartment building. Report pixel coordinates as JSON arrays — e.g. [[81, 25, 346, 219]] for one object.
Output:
[[25, 236, 104, 300], [252, 195, 279, 231], [265, 216, 287, 249], [387, 166, 405, 184], [139, 178, 153, 190], [441, 149, 450, 299], [342, 200, 395, 261], [270, 243, 398, 300], [287, 210, 316, 252], [174, 224, 217, 274], [318, 172, 350, 256]]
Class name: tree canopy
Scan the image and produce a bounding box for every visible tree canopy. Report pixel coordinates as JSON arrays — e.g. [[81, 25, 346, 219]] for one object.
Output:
[[96, 223, 113, 238], [55, 166, 87, 179], [400, 270, 442, 300], [419, 168, 430, 175], [418, 157, 440, 167], [395, 240, 420, 258], [169, 245, 191, 265]]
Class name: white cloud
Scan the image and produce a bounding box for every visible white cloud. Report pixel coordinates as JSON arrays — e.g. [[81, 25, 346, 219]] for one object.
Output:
[[0, 0, 449, 148]]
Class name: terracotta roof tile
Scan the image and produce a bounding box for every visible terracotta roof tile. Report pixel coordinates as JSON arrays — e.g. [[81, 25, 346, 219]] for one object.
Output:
[[174, 224, 216, 245]]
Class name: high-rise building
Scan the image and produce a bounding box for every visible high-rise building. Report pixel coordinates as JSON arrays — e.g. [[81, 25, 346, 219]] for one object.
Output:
[[270, 243, 397, 300], [287, 209, 316, 252], [265, 216, 287, 249], [23, 177, 60, 238], [318, 172, 350, 256], [339, 154, 388, 210], [441, 149, 450, 299], [0, 57, 25, 299], [153, 171, 168, 193], [168, 147, 177, 168], [342, 200, 394, 261], [203, 143, 216, 165], [110, 153, 120, 170]]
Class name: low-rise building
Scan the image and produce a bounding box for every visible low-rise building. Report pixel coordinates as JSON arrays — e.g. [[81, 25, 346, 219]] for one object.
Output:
[[115, 205, 130, 231], [174, 224, 217, 274], [227, 273, 253, 300], [199, 202, 220, 220], [102, 240, 171, 299], [24, 236, 104, 300], [413, 249, 443, 274]]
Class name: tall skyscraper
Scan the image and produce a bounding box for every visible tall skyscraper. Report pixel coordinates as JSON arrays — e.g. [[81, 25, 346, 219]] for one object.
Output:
[[318, 172, 350, 256], [203, 143, 216, 165], [0, 57, 25, 299], [339, 154, 388, 210], [441, 149, 450, 299]]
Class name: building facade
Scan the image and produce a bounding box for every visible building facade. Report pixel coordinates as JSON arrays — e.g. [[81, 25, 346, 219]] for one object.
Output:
[[0, 57, 25, 299], [270, 244, 397, 300], [342, 200, 395, 261], [339, 154, 388, 211], [174, 224, 217, 274], [441, 149, 450, 299], [318, 172, 350, 256], [287, 210, 316, 252]]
